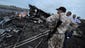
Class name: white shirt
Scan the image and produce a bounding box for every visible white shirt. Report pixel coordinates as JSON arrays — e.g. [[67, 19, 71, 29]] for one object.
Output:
[[71, 18, 77, 24], [76, 19, 81, 24], [67, 16, 72, 20]]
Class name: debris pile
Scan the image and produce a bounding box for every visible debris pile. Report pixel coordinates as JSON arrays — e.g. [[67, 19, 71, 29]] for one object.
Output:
[[0, 4, 50, 48]]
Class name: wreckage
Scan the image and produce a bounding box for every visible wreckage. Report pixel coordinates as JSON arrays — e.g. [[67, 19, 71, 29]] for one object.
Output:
[[0, 4, 83, 48], [0, 4, 51, 48]]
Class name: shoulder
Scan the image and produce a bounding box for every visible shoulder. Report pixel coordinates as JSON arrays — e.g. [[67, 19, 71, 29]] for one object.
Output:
[[46, 14, 59, 22], [47, 14, 59, 19]]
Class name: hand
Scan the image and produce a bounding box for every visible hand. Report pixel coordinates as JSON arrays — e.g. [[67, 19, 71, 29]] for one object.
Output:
[[58, 13, 61, 17]]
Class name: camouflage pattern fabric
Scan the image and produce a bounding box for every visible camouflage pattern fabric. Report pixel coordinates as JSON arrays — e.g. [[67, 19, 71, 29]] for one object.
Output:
[[48, 33, 64, 48]]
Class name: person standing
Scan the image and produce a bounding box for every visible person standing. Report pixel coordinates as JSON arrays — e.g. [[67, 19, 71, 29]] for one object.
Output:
[[63, 11, 73, 48], [65, 11, 73, 39], [71, 14, 77, 24], [46, 7, 71, 48]]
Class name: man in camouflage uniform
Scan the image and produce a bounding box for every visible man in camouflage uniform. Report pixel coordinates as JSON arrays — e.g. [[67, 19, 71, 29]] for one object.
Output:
[[46, 7, 71, 48]]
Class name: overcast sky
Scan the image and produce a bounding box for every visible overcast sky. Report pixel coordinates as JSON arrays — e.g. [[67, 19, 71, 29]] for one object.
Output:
[[0, 0, 85, 19]]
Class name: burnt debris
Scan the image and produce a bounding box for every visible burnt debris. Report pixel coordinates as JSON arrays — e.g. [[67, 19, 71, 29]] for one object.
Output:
[[0, 4, 50, 48]]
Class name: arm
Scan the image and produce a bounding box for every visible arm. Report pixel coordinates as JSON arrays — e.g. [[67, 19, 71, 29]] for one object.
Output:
[[46, 15, 58, 29]]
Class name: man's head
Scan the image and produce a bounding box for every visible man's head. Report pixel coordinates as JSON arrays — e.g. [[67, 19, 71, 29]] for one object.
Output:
[[77, 17, 80, 19], [56, 7, 66, 14], [66, 11, 72, 16], [73, 14, 76, 19]]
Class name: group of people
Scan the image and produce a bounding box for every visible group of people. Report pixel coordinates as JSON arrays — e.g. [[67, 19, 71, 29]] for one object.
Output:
[[46, 7, 81, 48], [66, 12, 81, 39]]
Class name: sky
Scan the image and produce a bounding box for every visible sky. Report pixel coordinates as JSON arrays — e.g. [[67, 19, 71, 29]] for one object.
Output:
[[0, 0, 85, 19]]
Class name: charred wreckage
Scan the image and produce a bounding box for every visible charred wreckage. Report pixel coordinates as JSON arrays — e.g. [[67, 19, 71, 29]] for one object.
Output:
[[0, 4, 51, 48]]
